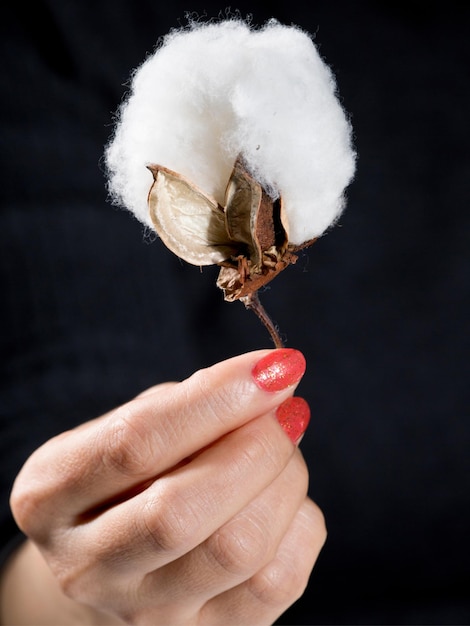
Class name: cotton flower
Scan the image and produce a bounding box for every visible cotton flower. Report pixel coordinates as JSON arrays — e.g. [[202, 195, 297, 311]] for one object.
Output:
[[106, 18, 355, 242], [105, 17, 356, 346]]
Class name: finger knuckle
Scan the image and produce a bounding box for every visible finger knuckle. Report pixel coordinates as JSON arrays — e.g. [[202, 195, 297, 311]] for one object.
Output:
[[140, 482, 202, 556], [9, 483, 43, 537], [55, 567, 112, 615], [9, 457, 63, 539], [249, 557, 310, 608], [247, 501, 327, 609], [54, 561, 85, 600], [102, 404, 154, 478], [51, 545, 138, 617], [207, 519, 271, 577]]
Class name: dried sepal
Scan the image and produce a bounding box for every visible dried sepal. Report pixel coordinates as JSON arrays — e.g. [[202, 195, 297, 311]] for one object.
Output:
[[216, 158, 315, 306], [147, 158, 316, 346], [147, 164, 238, 265]]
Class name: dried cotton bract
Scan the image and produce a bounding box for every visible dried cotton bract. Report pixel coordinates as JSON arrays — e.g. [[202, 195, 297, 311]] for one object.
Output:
[[105, 18, 356, 346]]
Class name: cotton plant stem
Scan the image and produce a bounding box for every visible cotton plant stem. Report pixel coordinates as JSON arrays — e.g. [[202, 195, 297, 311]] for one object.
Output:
[[242, 292, 284, 349]]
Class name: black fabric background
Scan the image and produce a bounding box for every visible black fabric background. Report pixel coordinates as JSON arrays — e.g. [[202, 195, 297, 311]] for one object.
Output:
[[1, 1, 469, 624]]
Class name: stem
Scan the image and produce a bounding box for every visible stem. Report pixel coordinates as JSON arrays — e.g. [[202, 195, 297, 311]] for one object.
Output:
[[241, 292, 284, 348]]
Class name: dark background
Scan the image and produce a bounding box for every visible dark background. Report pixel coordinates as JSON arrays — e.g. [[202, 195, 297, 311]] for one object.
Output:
[[1, 1, 469, 624]]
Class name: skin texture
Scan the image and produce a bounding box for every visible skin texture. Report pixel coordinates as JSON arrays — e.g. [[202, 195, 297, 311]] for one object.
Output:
[[1, 350, 326, 625]]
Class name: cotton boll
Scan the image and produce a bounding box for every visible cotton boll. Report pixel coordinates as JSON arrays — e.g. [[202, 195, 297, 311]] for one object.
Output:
[[230, 22, 355, 243], [107, 21, 244, 225], [105, 18, 355, 245]]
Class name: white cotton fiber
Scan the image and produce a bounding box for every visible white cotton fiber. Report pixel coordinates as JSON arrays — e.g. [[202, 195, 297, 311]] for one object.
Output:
[[105, 18, 356, 245]]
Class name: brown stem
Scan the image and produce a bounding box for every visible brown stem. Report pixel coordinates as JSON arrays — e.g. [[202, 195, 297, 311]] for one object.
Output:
[[241, 292, 284, 348]]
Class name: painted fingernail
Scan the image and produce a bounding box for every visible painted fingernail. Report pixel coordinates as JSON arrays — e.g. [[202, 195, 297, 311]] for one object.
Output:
[[252, 349, 306, 392], [276, 396, 311, 444]]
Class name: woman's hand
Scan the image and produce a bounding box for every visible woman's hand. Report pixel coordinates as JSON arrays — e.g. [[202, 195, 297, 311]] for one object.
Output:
[[6, 349, 326, 625]]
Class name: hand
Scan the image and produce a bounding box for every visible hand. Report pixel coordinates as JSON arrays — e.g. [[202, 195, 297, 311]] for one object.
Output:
[[7, 349, 326, 625]]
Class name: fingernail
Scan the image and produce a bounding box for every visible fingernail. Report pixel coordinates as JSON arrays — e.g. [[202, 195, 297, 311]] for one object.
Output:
[[252, 349, 306, 392], [276, 396, 311, 444]]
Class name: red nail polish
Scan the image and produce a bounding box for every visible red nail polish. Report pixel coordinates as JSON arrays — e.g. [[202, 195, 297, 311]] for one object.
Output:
[[252, 349, 306, 392], [276, 396, 310, 444]]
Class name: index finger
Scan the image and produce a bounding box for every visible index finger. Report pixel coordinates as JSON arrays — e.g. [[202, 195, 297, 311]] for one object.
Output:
[[12, 348, 306, 523]]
